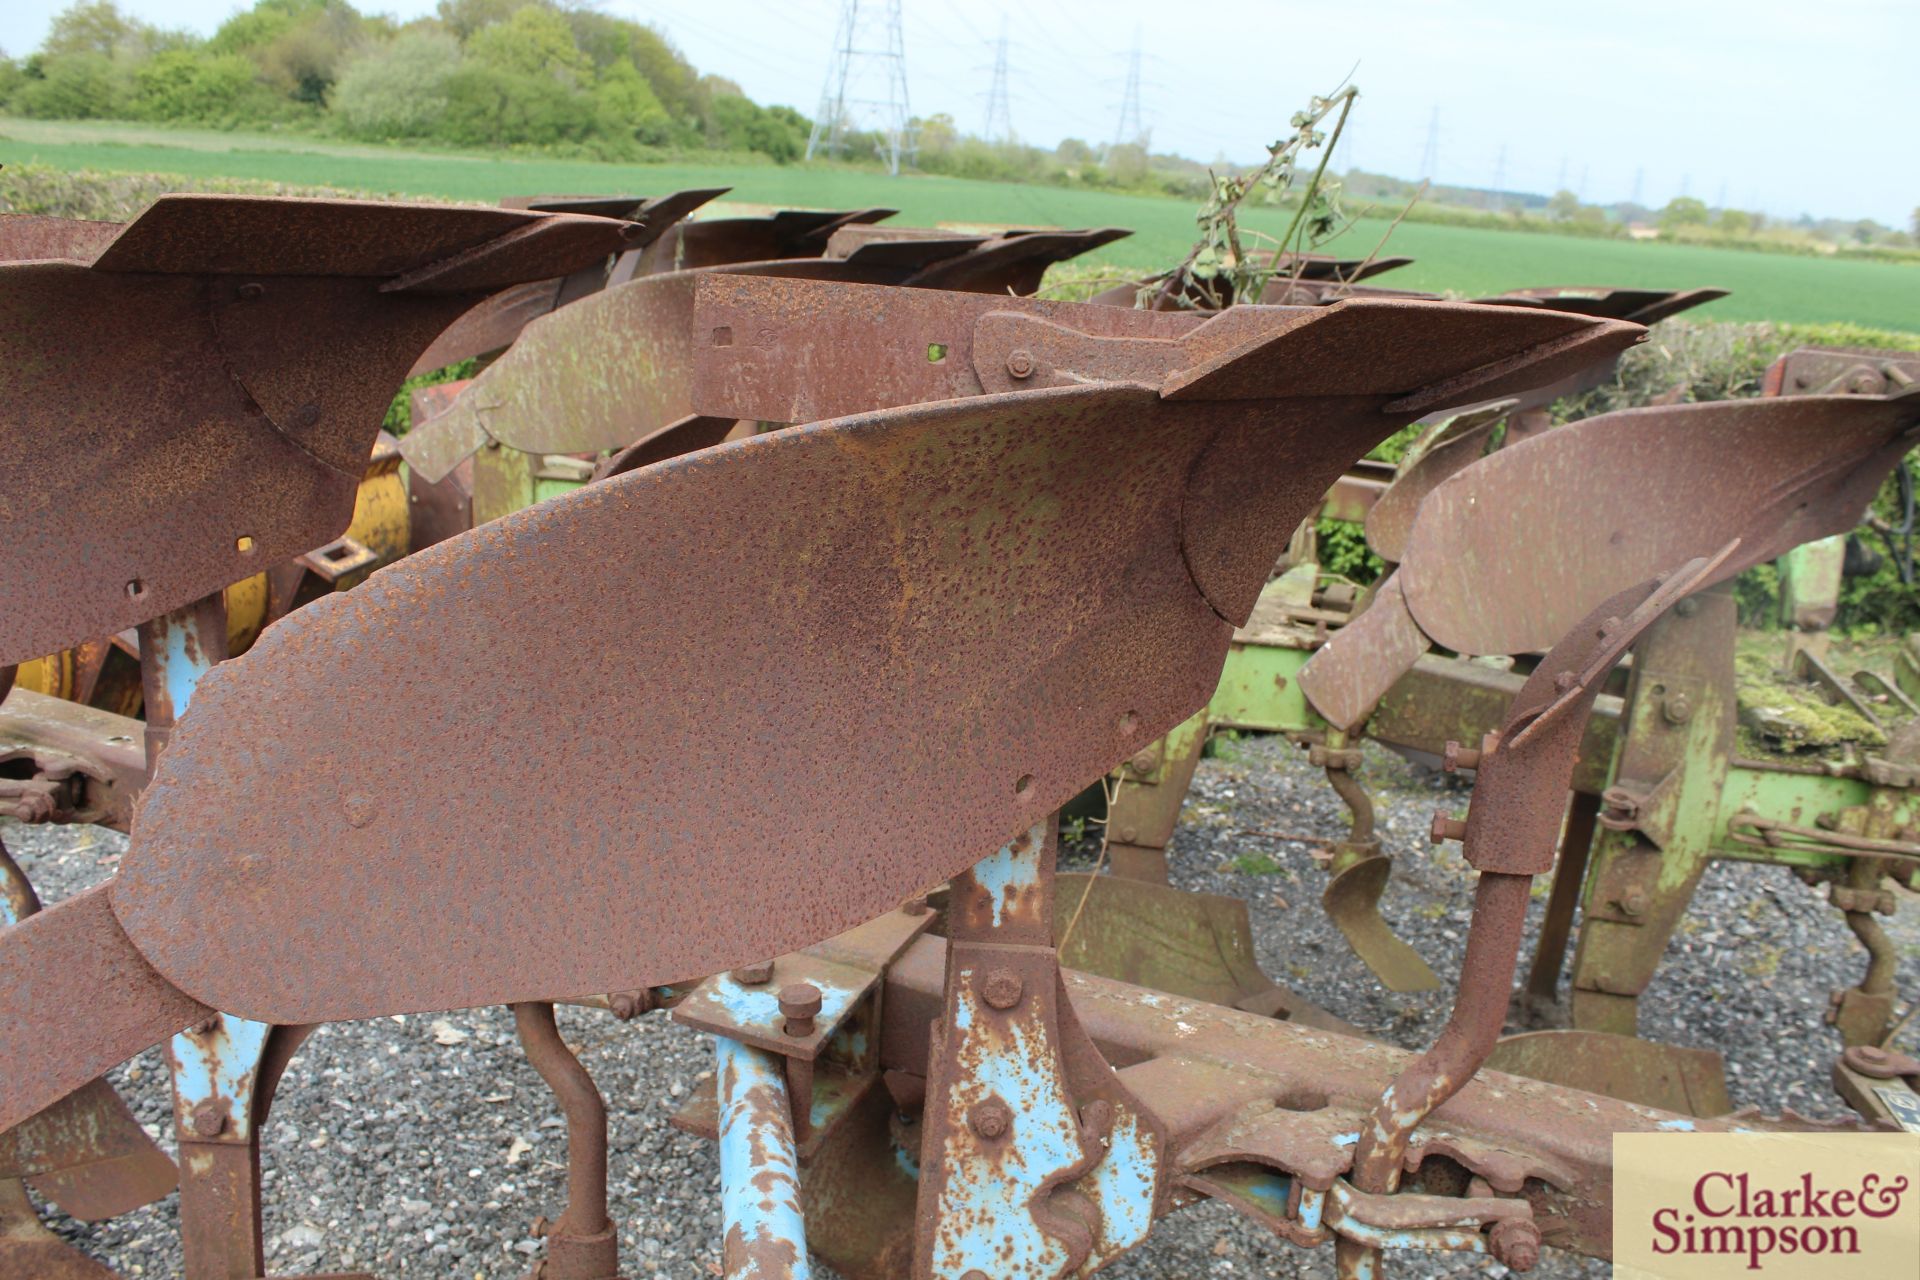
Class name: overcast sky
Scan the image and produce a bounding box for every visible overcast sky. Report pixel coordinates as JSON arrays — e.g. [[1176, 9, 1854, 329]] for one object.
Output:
[[5, 0, 1913, 224]]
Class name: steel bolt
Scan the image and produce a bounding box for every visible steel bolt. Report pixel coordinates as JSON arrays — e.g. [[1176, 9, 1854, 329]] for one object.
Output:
[[1597, 615, 1622, 639], [1675, 598, 1699, 618], [980, 969, 1024, 1010], [1488, 1218, 1541, 1272], [1006, 350, 1036, 379], [1620, 888, 1649, 918], [1116, 825, 1139, 844], [1854, 1045, 1890, 1068], [901, 898, 929, 917], [1554, 671, 1577, 693], [732, 961, 773, 986], [779, 983, 822, 1037], [189, 1100, 226, 1138], [609, 991, 650, 1020], [1441, 740, 1481, 773], [1663, 691, 1694, 725], [236, 282, 266, 302], [1430, 812, 1468, 844], [968, 1099, 1012, 1140]]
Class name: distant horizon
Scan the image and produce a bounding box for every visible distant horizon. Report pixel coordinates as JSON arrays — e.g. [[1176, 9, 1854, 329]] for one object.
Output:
[[3, 0, 1911, 226]]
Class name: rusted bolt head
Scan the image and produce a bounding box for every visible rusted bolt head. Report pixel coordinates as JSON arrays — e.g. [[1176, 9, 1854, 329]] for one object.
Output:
[[1006, 350, 1036, 379], [1620, 888, 1649, 918], [1429, 812, 1468, 844], [980, 969, 1024, 1010], [236, 281, 266, 302], [968, 1098, 1012, 1140], [1554, 670, 1577, 693], [779, 983, 822, 1036], [731, 961, 773, 986], [1853, 1045, 1890, 1067], [1597, 615, 1622, 639], [189, 1100, 226, 1138], [901, 897, 930, 917], [1489, 1218, 1541, 1272], [1127, 746, 1160, 775], [1663, 691, 1694, 725], [609, 990, 650, 1020], [1441, 740, 1481, 773], [1675, 598, 1699, 618], [1116, 825, 1139, 844]]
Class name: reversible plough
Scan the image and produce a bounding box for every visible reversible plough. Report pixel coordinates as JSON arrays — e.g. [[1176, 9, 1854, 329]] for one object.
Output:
[[1, 191, 1916, 1280]]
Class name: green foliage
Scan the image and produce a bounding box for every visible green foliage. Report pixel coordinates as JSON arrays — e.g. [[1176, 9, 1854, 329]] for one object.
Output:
[[438, 62, 598, 148], [11, 51, 124, 118], [1834, 454, 1920, 635], [9, 0, 793, 161], [384, 356, 477, 435], [1315, 518, 1382, 583], [704, 89, 805, 163], [591, 59, 672, 148], [1659, 196, 1710, 231], [129, 49, 262, 123], [1733, 561, 1781, 628], [1716, 208, 1754, 236], [328, 30, 459, 138], [466, 5, 587, 84], [1229, 850, 1284, 875]]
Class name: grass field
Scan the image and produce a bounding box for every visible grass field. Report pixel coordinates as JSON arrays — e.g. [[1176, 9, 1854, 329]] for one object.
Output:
[[5, 118, 1916, 331]]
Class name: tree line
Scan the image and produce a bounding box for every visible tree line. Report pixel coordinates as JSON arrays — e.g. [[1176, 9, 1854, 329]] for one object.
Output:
[[0, 0, 812, 161]]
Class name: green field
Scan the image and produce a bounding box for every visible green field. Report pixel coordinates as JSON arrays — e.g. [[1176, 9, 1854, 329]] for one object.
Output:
[[5, 119, 1916, 331]]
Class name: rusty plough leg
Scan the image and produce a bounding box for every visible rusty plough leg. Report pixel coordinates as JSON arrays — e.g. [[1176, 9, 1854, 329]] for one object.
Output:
[[1342, 555, 1732, 1278], [514, 1002, 620, 1280], [1317, 734, 1440, 992]]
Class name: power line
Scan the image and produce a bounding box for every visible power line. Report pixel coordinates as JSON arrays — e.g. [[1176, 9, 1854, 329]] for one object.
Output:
[[983, 15, 1013, 143], [805, 0, 914, 175], [1418, 106, 1439, 180], [1112, 28, 1146, 150]]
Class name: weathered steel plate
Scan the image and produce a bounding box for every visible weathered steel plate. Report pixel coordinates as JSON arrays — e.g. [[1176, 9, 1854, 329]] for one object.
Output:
[[1362, 401, 1515, 565], [0, 197, 634, 666], [1399, 395, 1920, 657], [1484, 1029, 1732, 1117], [0, 213, 122, 264], [407, 187, 730, 374], [121, 381, 1407, 1024], [399, 270, 705, 480], [1475, 285, 1729, 327]]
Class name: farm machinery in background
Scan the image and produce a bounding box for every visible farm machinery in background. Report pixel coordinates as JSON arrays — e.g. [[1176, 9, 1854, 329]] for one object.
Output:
[[0, 190, 1915, 1280], [1103, 342, 1920, 1120]]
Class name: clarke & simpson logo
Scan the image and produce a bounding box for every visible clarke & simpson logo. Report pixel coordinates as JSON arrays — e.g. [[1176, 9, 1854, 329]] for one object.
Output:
[[1614, 1133, 1920, 1279], [1649, 1168, 1908, 1268]]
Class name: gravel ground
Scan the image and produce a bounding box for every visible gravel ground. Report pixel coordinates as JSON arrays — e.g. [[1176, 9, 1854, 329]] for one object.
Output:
[[11, 732, 1916, 1279]]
